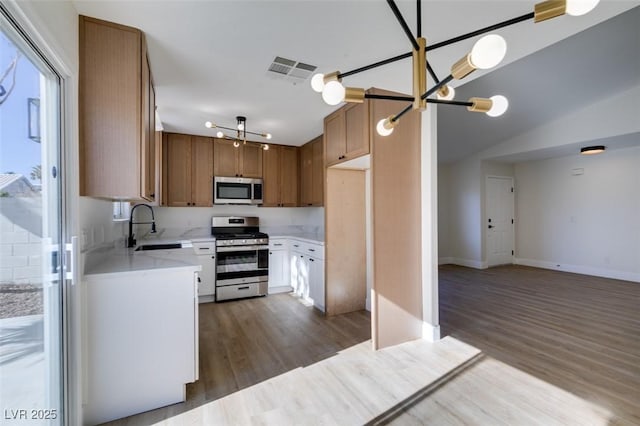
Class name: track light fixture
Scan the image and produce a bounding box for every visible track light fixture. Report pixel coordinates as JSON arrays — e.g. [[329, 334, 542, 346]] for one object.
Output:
[[205, 116, 271, 150], [311, 0, 600, 136]]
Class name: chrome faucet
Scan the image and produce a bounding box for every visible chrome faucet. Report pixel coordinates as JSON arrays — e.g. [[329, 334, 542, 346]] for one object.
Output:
[[127, 204, 157, 248]]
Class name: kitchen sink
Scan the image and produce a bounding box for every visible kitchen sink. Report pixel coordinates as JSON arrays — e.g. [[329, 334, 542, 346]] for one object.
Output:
[[135, 243, 183, 251]]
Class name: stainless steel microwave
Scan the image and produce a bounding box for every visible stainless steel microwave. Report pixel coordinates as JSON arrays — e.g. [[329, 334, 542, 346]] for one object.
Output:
[[214, 176, 263, 205]]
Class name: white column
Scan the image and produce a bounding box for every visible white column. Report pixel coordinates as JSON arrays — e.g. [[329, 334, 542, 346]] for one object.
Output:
[[421, 105, 440, 342]]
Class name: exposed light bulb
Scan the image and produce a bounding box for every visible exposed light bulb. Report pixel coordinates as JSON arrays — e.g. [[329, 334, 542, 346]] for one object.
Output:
[[322, 81, 346, 106], [310, 73, 325, 93], [237, 122, 245, 131], [436, 85, 456, 101], [487, 95, 509, 117], [233, 141, 240, 148], [566, 0, 599, 16], [205, 121, 213, 128], [470, 34, 507, 69], [263, 144, 269, 151], [265, 133, 272, 140], [216, 131, 224, 138], [376, 117, 395, 137]]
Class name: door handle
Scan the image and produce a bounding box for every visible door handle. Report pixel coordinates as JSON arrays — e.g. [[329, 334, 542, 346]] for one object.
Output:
[[488, 225, 494, 229]]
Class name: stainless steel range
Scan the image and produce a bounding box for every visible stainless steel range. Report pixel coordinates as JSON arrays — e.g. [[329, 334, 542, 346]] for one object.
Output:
[[211, 216, 269, 301]]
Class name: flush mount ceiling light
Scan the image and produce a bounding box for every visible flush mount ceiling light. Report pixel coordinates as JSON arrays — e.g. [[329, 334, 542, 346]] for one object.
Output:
[[311, 0, 600, 136], [580, 145, 606, 155], [205, 116, 271, 150]]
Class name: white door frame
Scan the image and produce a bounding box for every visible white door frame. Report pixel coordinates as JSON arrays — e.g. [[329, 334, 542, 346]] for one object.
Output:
[[485, 175, 515, 267]]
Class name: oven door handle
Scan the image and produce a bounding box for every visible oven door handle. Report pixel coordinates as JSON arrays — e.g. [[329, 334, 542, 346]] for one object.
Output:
[[216, 245, 269, 252]]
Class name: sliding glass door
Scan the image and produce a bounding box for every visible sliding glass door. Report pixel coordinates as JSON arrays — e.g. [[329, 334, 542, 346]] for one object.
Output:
[[0, 7, 65, 425]]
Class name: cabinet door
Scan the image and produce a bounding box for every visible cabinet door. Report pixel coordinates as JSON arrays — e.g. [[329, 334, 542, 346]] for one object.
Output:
[[280, 146, 299, 207], [311, 137, 324, 206], [141, 52, 154, 201], [191, 136, 214, 206], [165, 133, 192, 207], [268, 249, 289, 289], [79, 16, 142, 199], [344, 101, 370, 160], [213, 138, 239, 177], [262, 146, 281, 207], [324, 110, 345, 166], [197, 255, 216, 296], [240, 144, 264, 178], [300, 142, 313, 206], [308, 257, 325, 312]]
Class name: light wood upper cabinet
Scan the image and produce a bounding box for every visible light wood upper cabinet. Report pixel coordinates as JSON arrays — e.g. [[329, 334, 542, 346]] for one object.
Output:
[[324, 101, 370, 167], [191, 136, 214, 206], [79, 15, 157, 201], [300, 136, 324, 207], [214, 139, 263, 178], [241, 144, 264, 178], [163, 133, 213, 207], [213, 139, 238, 177], [262, 145, 299, 207]]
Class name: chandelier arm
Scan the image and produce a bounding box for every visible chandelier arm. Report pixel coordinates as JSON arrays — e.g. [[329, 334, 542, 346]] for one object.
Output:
[[426, 12, 535, 52], [387, 0, 420, 51], [426, 61, 440, 83], [417, 0, 422, 38], [365, 94, 415, 102], [426, 98, 473, 107], [420, 75, 453, 100], [213, 124, 237, 132], [391, 74, 454, 122], [244, 129, 268, 137], [339, 51, 412, 79]]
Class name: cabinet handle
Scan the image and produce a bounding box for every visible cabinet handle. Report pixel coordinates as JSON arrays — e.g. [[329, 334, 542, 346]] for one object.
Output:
[[308, 248, 315, 252], [211, 256, 215, 259], [198, 247, 209, 250], [293, 244, 299, 248], [274, 243, 283, 246], [270, 252, 273, 255], [309, 258, 315, 262], [238, 286, 250, 290]]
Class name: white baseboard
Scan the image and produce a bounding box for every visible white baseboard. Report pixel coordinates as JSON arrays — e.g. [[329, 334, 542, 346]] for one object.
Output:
[[438, 257, 454, 265], [268, 286, 293, 295], [514, 258, 640, 283], [444, 258, 487, 269], [422, 322, 441, 342]]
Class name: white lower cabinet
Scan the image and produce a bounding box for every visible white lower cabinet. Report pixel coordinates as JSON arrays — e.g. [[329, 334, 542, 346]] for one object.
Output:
[[290, 240, 324, 312], [268, 239, 291, 293], [308, 256, 325, 312], [192, 241, 216, 301], [84, 267, 199, 425]]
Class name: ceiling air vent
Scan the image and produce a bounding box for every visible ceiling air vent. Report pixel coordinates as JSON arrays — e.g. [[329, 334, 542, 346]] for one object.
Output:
[[267, 56, 317, 84]]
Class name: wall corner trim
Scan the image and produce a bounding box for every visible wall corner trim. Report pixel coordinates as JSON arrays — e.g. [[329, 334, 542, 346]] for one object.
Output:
[[422, 322, 441, 342]]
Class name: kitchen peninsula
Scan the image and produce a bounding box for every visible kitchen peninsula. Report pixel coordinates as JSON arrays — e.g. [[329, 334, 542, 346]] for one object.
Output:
[[83, 246, 200, 425]]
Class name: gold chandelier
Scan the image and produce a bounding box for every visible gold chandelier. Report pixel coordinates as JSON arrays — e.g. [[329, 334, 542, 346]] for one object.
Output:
[[205, 116, 272, 150], [311, 0, 600, 136]]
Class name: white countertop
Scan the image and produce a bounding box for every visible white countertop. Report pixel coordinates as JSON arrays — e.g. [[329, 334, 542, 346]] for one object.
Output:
[[268, 233, 325, 245], [84, 245, 201, 277]]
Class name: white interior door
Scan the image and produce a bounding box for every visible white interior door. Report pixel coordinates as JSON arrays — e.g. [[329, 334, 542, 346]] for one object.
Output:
[[486, 176, 514, 266]]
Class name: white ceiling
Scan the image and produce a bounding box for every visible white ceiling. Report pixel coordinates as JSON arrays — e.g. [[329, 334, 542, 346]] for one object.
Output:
[[72, 0, 639, 150]]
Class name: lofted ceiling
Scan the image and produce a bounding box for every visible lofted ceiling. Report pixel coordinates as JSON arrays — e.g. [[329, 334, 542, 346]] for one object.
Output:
[[438, 4, 640, 163], [72, 1, 638, 151]]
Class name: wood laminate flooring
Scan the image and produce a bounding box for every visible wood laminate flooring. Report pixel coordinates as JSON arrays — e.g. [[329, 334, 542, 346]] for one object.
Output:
[[387, 265, 640, 425], [104, 266, 640, 425]]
